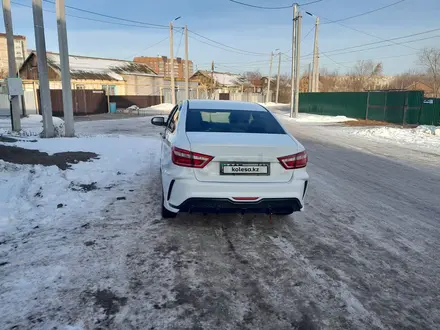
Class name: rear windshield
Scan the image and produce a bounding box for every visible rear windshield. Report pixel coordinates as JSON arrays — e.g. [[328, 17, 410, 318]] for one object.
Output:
[[185, 109, 286, 134]]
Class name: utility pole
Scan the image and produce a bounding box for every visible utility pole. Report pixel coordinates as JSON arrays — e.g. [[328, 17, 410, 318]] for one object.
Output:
[[308, 63, 312, 92], [294, 12, 302, 118], [290, 3, 298, 118], [169, 21, 176, 104], [32, 0, 54, 137], [2, 0, 21, 131], [276, 52, 281, 103], [56, 0, 74, 137], [211, 60, 215, 99], [312, 16, 320, 92], [266, 52, 274, 103], [184, 25, 189, 100]]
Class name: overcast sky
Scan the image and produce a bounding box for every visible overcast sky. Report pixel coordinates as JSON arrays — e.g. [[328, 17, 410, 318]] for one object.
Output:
[[2, 0, 439, 75]]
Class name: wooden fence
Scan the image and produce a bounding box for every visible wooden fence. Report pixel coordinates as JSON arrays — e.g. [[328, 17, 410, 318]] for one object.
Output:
[[109, 95, 163, 109], [38, 89, 108, 116]]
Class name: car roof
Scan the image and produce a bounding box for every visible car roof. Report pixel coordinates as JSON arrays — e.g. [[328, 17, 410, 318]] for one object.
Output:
[[187, 100, 267, 112]]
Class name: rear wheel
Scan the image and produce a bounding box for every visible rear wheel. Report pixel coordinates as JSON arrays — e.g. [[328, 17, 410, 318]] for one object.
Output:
[[161, 192, 177, 218], [274, 211, 294, 216]]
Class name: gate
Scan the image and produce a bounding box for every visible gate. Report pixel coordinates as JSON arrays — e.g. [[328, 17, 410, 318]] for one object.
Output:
[[38, 89, 108, 116], [219, 93, 230, 100], [420, 98, 440, 126]]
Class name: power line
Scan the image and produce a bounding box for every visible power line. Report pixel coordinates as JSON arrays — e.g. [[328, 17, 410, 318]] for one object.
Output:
[[302, 26, 315, 41], [188, 29, 269, 56], [28, 0, 273, 59], [199, 59, 270, 66], [320, 52, 418, 67], [304, 34, 440, 59], [42, 0, 169, 28], [11, 1, 168, 30], [282, 29, 436, 61], [320, 51, 351, 69], [228, 0, 323, 9], [322, 0, 406, 24], [175, 28, 184, 57], [188, 35, 266, 56], [307, 1, 416, 52], [124, 36, 170, 60], [322, 18, 419, 52], [311, 27, 440, 56], [228, 0, 293, 9]]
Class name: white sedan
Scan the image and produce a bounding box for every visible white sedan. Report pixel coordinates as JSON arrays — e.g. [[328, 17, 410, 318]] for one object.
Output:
[[151, 100, 309, 218]]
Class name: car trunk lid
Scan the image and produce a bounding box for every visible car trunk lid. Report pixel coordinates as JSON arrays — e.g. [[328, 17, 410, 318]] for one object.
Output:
[[186, 132, 298, 183]]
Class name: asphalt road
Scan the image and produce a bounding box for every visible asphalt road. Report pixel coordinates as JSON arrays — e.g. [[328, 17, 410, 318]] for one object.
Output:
[[2, 116, 440, 329], [84, 117, 440, 329]]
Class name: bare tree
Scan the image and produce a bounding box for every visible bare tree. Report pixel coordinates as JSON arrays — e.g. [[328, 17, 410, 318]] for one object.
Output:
[[0, 68, 7, 79], [386, 69, 425, 90], [419, 48, 440, 97], [276, 73, 292, 103], [319, 68, 339, 92], [241, 71, 262, 92], [345, 60, 383, 92]]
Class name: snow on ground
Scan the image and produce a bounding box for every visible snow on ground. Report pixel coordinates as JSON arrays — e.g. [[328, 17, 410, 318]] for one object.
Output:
[[281, 112, 356, 123], [347, 125, 440, 150], [0, 115, 65, 137], [1, 115, 440, 329], [259, 102, 286, 107], [0, 134, 159, 232], [261, 102, 357, 123], [262, 102, 440, 153], [117, 103, 174, 116], [1, 122, 163, 329], [117, 103, 175, 116], [140, 103, 174, 112]]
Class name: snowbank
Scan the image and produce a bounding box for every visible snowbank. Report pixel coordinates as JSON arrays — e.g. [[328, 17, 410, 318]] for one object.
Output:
[[141, 103, 174, 112], [0, 135, 159, 233], [348, 125, 440, 149], [416, 125, 440, 136], [261, 103, 357, 123], [279, 112, 356, 123], [259, 102, 288, 107], [126, 105, 140, 112], [0, 131, 161, 327], [0, 115, 65, 137]]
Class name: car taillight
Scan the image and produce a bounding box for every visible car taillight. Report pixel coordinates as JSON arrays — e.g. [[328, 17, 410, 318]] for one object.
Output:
[[172, 147, 213, 168], [278, 151, 308, 169]]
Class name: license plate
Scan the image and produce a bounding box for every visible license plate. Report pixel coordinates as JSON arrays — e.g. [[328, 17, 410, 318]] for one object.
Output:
[[220, 163, 270, 175]]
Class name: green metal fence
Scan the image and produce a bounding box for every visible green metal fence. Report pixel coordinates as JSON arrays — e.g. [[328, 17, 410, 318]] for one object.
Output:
[[299, 92, 367, 118], [419, 98, 440, 126], [298, 91, 425, 126]]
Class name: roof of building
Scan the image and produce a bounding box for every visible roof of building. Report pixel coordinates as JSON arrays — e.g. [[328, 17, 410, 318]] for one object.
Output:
[[134, 56, 191, 63], [188, 100, 265, 111], [22, 51, 158, 81], [192, 70, 245, 87], [0, 33, 26, 40], [406, 81, 433, 91]]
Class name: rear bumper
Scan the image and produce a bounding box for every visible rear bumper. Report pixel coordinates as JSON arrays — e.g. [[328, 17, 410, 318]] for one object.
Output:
[[173, 198, 302, 214], [162, 169, 309, 214]]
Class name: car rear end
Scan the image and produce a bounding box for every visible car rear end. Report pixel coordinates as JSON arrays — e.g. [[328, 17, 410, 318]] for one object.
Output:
[[163, 101, 309, 214]]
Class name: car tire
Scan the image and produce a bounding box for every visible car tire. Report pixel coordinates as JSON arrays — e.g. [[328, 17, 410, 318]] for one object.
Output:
[[161, 192, 177, 219], [275, 211, 294, 216]]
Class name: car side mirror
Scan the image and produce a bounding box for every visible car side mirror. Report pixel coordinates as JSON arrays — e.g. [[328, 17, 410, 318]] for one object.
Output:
[[151, 116, 165, 126]]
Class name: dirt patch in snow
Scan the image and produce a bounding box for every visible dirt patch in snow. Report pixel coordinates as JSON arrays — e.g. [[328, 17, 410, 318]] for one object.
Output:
[[0, 136, 18, 143], [94, 289, 127, 316], [69, 181, 98, 192], [344, 120, 398, 127], [0, 145, 98, 170]]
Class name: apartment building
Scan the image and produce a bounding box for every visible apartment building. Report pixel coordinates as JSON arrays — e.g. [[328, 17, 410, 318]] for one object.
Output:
[[0, 33, 27, 77], [133, 56, 193, 79]]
